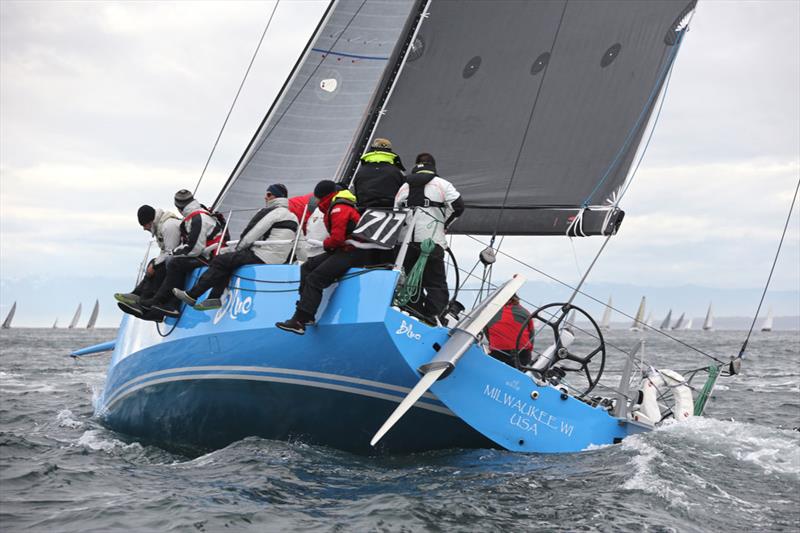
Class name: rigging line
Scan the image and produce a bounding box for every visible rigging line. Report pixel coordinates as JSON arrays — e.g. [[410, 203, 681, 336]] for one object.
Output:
[[464, 233, 725, 364], [490, 0, 570, 240], [738, 175, 800, 359], [241, 0, 369, 182], [192, 0, 282, 195], [580, 29, 686, 207]]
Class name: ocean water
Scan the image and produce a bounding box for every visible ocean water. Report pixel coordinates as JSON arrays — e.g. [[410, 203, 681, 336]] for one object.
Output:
[[1, 327, 798, 532]]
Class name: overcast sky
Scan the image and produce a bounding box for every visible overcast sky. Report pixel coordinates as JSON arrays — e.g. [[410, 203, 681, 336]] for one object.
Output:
[[1, 0, 798, 326]]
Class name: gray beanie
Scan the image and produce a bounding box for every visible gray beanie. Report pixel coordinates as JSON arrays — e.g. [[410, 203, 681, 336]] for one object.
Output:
[[174, 189, 194, 209]]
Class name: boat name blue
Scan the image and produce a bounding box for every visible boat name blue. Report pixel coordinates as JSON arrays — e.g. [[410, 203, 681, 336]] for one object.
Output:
[[483, 384, 575, 437], [214, 279, 253, 325], [395, 320, 422, 341]]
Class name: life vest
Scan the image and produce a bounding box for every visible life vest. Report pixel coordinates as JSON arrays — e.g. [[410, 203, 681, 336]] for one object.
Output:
[[182, 208, 227, 256], [403, 168, 446, 208], [325, 190, 359, 236]]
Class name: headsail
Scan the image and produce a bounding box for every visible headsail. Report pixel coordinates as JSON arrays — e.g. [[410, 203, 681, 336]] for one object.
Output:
[[215, 0, 421, 237], [659, 309, 672, 330], [68, 304, 82, 329], [702, 303, 713, 330], [86, 300, 99, 329], [630, 296, 646, 331], [1, 302, 16, 329], [599, 296, 613, 330], [372, 0, 696, 235]]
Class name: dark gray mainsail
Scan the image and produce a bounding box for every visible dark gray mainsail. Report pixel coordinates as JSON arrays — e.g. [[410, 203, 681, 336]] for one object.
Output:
[[215, 0, 420, 237], [371, 0, 695, 235]]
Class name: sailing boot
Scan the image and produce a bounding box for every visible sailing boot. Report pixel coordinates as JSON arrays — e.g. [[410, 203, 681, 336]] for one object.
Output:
[[152, 302, 181, 318], [172, 288, 197, 307], [117, 302, 145, 317], [194, 298, 222, 311], [114, 293, 140, 305], [275, 310, 314, 335]]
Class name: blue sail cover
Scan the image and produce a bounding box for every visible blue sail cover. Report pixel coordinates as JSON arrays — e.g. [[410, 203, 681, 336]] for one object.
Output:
[[215, 0, 419, 237], [371, 0, 695, 235]]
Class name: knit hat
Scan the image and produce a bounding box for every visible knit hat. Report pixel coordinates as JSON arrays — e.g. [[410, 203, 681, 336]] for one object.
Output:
[[174, 189, 194, 209], [370, 138, 392, 151], [266, 183, 288, 198], [313, 180, 338, 199], [137, 205, 156, 226]]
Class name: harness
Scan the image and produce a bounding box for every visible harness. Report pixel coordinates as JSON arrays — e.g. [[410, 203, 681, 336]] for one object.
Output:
[[240, 206, 299, 241], [325, 193, 358, 236], [182, 209, 225, 255], [403, 170, 446, 208]]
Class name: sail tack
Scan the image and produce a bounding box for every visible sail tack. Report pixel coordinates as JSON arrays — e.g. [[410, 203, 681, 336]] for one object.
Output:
[[374, 0, 696, 235]]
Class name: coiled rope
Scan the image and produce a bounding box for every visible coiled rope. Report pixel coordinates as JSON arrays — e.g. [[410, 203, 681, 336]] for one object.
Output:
[[394, 239, 436, 306]]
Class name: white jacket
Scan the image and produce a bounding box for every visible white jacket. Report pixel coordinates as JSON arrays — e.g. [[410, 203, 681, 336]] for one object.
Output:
[[303, 206, 329, 258], [150, 209, 182, 265], [176, 200, 220, 258], [394, 176, 460, 247], [236, 197, 299, 264]]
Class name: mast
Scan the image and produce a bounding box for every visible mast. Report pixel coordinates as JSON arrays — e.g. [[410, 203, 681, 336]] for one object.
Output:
[[68, 304, 82, 329], [599, 296, 612, 330], [86, 300, 99, 329], [630, 297, 646, 331], [760, 308, 774, 332], [659, 309, 672, 330], [702, 303, 713, 330], [671, 312, 685, 331], [1, 302, 16, 329]]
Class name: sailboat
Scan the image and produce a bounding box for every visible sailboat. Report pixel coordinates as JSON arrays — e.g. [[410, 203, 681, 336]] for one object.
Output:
[[702, 303, 713, 331], [760, 308, 774, 332], [52, 319, 59, 329], [659, 309, 672, 330], [671, 312, 685, 330], [684, 318, 693, 330], [644, 312, 654, 328], [630, 297, 646, 331], [599, 297, 612, 330], [2, 302, 16, 329], [68, 304, 82, 329], [86, 300, 99, 329], [74, 0, 711, 454]]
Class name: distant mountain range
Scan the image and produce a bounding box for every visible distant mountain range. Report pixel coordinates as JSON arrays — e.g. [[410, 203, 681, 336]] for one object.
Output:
[[1, 275, 798, 329]]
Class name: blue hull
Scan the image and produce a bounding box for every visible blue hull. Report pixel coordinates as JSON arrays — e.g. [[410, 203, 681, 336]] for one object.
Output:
[[99, 265, 492, 454], [99, 264, 645, 454]]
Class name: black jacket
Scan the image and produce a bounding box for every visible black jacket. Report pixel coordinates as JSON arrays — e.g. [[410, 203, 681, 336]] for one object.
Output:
[[352, 152, 405, 209]]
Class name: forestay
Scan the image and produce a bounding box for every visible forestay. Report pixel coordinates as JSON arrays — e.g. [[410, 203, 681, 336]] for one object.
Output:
[[372, 0, 695, 236]]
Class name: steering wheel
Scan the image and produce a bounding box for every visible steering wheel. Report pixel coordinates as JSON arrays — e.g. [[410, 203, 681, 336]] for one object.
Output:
[[516, 302, 606, 398]]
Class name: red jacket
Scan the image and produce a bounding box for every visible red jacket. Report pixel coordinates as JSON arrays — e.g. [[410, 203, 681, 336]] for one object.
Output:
[[486, 301, 533, 351], [288, 193, 314, 232], [320, 191, 360, 251]]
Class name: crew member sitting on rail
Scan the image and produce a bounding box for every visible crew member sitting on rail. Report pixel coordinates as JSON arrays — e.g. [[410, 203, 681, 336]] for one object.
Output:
[[484, 294, 534, 367], [352, 138, 405, 209], [173, 183, 299, 311], [129, 189, 225, 318], [114, 205, 182, 306], [394, 152, 464, 324], [275, 180, 374, 335]]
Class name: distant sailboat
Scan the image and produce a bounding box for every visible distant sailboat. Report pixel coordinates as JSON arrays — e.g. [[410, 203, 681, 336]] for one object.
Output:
[[702, 303, 713, 331], [659, 309, 672, 330], [86, 300, 99, 329], [68, 304, 82, 329], [671, 312, 685, 331], [599, 297, 612, 330], [52, 319, 59, 329], [630, 296, 646, 331], [760, 308, 774, 332], [2, 302, 17, 329], [684, 318, 693, 330], [645, 312, 654, 328]]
